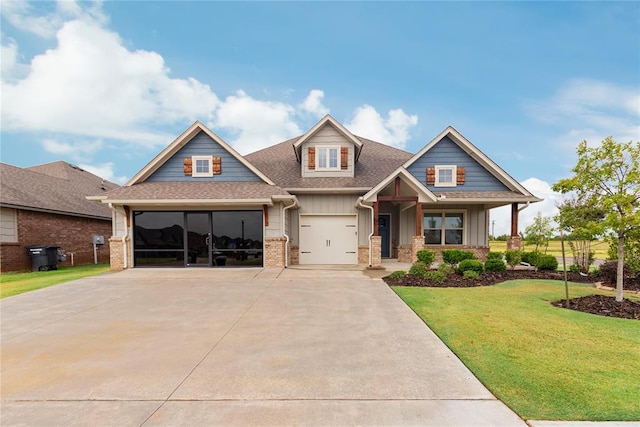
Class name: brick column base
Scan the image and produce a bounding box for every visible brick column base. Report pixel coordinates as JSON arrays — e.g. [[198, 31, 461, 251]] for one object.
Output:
[[264, 237, 286, 268], [411, 236, 425, 263], [370, 236, 382, 267], [109, 237, 125, 271], [507, 236, 522, 251]]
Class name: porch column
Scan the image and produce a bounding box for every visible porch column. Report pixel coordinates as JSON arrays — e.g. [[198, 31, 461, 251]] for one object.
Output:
[[373, 201, 379, 236], [415, 203, 422, 236], [507, 203, 522, 250]]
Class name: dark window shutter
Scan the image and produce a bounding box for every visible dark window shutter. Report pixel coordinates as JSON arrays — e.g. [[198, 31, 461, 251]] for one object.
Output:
[[183, 158, 192, 176], [308, 147, 315, 170], [456, 167, 465, 185], [341, 147, 348, 170], [212, 157, 222, 175], [426, 167, 435, 185]]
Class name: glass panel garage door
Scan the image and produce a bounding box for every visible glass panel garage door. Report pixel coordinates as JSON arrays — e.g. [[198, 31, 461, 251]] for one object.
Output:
[[133, 210, 263, 267]]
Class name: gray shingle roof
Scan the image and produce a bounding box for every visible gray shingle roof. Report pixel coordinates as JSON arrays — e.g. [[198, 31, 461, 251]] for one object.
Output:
[[1, 161, 118, 219], [245, 136, 413, 189], [99, 181, 291, 201]]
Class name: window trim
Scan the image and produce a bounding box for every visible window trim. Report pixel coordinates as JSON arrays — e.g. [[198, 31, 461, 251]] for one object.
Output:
[[435, 165, 457, 187], [422, 210, 466, 245], [0, 207, 18, 243], [315, 146, 340, 171], [192, 155, 213, 177]]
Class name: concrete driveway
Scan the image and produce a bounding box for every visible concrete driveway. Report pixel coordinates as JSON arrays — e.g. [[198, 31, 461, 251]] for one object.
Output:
[[1, 267, 525, 426]]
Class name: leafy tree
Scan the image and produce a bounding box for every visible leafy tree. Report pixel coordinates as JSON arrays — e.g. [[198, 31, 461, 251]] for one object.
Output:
[[555, 197, 605, 273], [607, 228, 640, 276], [553, 137, 639, 302], [524, 212, 555, 253]]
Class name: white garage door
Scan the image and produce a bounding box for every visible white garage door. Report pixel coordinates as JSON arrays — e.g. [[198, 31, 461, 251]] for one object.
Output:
[[299, 215, 358, 264]]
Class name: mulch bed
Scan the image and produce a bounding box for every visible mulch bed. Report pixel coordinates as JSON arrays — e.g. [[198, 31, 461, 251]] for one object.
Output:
[[384, 269, 640, 320], [551, 294, 640, 320]]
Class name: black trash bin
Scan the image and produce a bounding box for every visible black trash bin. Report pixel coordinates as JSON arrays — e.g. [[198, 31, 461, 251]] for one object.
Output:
[[26, 245, 60, 271]]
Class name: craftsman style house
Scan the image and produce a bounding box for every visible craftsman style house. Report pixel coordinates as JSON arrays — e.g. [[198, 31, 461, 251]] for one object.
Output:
[[90, 115, 540, 269]]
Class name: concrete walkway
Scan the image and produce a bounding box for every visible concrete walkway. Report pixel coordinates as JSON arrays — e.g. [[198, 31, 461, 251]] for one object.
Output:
[[3, 267, 525, 426]]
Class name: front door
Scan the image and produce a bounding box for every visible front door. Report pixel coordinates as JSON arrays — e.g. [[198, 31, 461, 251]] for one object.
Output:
[[186, 212, 211, 266], [378, 214, 391, 258]]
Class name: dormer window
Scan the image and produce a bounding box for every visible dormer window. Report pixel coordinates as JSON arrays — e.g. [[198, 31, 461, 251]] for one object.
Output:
[[435, 165, 457, 187], [317, 146, 339, 170]]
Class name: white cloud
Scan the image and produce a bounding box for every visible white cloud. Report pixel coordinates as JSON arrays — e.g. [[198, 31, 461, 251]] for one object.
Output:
[[1, 18, 219, 147], [524, 78, 640, 150], [0, 37, 18, 80], [299, 89, 330, 118], [78, 162, 128, 185], [213, 90, 302, 154], [41, 138, 104, 160], [345, 105, 418, 149], [0, 0, 107, 38], [490, 178, 563, 237]]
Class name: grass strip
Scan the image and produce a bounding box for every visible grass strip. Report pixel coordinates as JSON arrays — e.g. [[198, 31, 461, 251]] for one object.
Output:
[[0, 263, 110, 298], [394, 280, 640, 421]]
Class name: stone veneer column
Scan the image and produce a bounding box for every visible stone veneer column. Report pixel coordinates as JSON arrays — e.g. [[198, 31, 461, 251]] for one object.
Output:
[[370, 235, 382, 268], [507, 235, 522, 251], [264, 237, 286, 268], [108, 237, 125, 270], [411, 236, 425, 263]]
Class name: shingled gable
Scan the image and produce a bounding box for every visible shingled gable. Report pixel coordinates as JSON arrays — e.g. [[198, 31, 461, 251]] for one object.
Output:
[[126, 121, 275, 186], [292, 114, 363, 163], [403, 126, 541, 201]]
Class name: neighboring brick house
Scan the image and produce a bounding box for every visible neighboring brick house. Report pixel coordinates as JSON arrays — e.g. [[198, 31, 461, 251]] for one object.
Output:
[[91, 115, 541, 270], [0, 161, 119, 272]]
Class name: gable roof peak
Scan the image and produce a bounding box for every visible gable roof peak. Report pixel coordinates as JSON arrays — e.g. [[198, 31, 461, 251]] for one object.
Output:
[[126, 120, 275, 186], [292, 114, 363, 162]]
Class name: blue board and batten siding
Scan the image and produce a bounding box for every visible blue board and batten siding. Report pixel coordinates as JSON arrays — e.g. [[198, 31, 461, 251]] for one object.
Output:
[[406, 136, 510, 192], [146, 131, 262, 182]]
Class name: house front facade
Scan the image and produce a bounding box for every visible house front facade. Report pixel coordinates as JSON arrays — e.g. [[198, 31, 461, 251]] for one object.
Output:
[[91, 116, 540, 270]]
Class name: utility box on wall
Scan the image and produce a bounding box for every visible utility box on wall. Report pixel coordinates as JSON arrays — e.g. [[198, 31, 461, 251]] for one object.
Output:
[[92, 235, 105, 245]]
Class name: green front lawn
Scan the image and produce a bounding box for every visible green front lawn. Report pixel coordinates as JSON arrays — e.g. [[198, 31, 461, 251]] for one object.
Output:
[[0, 263, 110, 298], [394, 280, 640, 421]]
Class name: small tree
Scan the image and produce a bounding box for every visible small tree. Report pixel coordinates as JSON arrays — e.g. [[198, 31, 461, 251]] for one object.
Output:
[[524, 212, 555, 253], [553, 137, 639, 302]]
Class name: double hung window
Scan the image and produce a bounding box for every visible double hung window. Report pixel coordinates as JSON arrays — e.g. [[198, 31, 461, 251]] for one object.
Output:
[[423, 212, 464, 245]]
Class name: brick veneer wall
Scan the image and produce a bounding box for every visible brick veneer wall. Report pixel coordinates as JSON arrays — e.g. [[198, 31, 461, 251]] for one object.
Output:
[[358, 245, 369, 265], [370, 236, 382, 267], [264, 237, 286, 268], [108, 237, 125, 270], [289, 246, 299, 265], [0, 209, 111, 272]]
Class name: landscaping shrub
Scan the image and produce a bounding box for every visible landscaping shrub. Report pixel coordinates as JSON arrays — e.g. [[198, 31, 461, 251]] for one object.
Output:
[[484, 258, 506, 272], [458, 259, 484, 274], [408, 262, 428, 276], [423, 270, 447, 283], [416, 249, 436, 266], [504, 250, 522, 270], [536, 254, 558, 270], [437, 263, 455, 276], [388, 270, 406, 279], [442, 249, 476, 266], [598, 261, 634, 283], [521, 251, 541, 266], [487, 251, 503, 261], [463, 270, 480, 280]]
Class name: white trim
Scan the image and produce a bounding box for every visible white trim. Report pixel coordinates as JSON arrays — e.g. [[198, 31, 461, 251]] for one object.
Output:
[[435, 165, 457, 187], [96, 198, 274, 206], [293, 115, 363, 162], [286, 187, 370, 194], [192, 155, 213, 177], [362, 167, 437, 203], [126, 121, 275, 186]]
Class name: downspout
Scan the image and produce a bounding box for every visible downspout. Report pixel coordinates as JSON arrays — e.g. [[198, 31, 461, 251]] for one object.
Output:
[[518, 201, 531, 212], [357, 197, 374, 267], [281, 198, 298, 268]]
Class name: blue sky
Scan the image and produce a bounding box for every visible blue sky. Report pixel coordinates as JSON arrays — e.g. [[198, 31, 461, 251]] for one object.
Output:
[[1, 1, 638, 235]]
